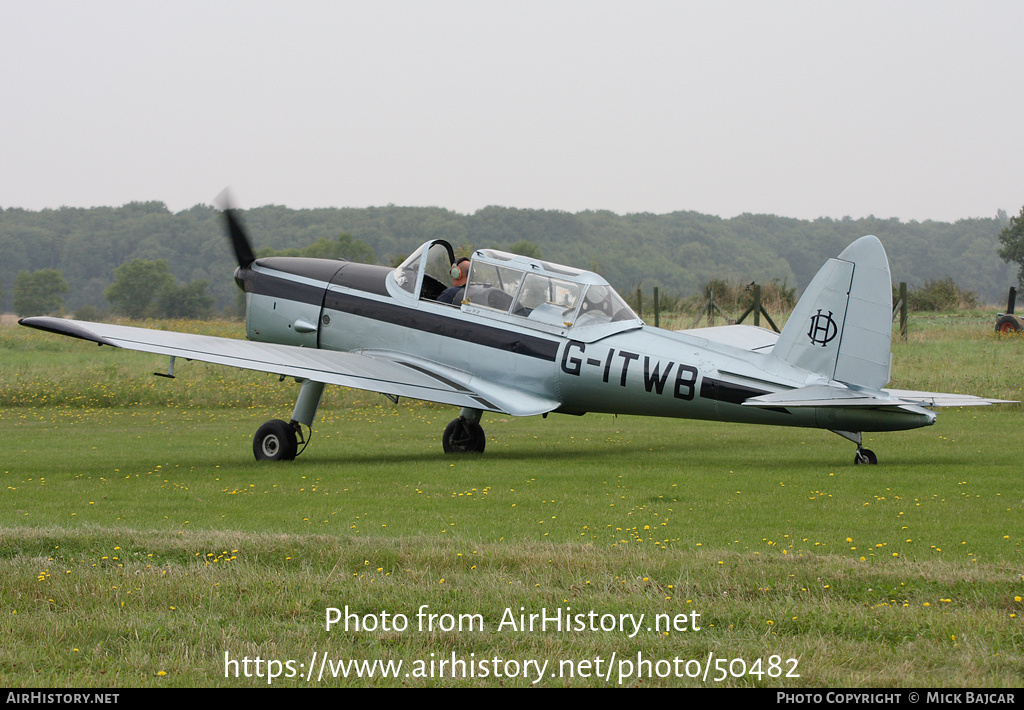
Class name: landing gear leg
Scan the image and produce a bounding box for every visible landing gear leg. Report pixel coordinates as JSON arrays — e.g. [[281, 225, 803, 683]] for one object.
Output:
[[253, 380, 325, 461], [443, 407, 486, 453], [832, 429, 878, 465]]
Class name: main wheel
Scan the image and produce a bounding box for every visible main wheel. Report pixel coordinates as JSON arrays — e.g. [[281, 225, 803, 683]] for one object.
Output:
[[442, 418, 486, 453], [853, 448, 877, 465], [996, 315, 1023, 334], [253, 419, 298, 461]]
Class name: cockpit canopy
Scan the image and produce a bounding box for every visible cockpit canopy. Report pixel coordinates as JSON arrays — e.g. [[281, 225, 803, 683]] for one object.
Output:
[[464, 249, 638, 328], [388, 240, 642, 339]]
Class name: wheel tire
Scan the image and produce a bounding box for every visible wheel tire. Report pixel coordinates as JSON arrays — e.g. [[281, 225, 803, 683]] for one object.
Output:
[[853, 448, 878, 465], [996, 315, 1023, 334], [442, 418, 486, 453], [253, 419, 298, 461]]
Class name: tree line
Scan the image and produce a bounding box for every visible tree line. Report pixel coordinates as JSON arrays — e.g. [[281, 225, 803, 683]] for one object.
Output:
[[1, 200, 1017, 317]]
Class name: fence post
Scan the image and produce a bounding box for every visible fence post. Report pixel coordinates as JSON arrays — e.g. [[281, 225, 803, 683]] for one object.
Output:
[[653, 286, 660, 328], [636, 287, 642, 318], [900, 282, 907, 340], [753, 284, 761, 327]]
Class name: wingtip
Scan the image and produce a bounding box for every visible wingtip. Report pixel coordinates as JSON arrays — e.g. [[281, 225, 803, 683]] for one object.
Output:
[[18, 316, 118, 347]]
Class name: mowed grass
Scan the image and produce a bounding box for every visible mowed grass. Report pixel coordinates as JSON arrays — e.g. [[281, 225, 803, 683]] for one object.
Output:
[[1, 315, 1023, 687]]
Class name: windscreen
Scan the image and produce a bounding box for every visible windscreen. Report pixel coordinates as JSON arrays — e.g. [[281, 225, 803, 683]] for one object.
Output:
[[572, 284, 638, 326]]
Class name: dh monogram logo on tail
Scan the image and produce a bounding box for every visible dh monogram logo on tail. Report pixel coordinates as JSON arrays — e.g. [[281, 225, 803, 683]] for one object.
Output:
[[807, 309, 837, 347]]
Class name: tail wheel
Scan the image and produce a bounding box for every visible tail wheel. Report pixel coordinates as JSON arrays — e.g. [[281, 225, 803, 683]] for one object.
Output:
[[442, 418, 486, 453], [996, 315, 1023, 334], [254, 419, 298, 461]]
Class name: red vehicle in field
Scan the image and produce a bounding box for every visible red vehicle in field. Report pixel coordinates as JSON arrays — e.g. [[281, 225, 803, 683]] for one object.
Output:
[[996, 287, 1023, 333]]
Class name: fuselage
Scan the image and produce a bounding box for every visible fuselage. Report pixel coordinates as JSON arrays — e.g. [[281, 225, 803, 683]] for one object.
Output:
[[236, 241, 935, 435]]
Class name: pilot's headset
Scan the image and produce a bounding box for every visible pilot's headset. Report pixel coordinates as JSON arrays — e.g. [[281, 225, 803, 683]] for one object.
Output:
[[450, 257, 470, 280]]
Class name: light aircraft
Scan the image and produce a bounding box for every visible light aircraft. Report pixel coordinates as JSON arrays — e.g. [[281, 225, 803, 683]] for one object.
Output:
[[19, 202, 1011, 464]]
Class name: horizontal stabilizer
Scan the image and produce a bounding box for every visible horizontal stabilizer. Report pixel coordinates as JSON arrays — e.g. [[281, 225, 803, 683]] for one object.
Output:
[[675, 324, 779, 352], [743, 384, 1014, 409], [883, 389, 1017, 408]]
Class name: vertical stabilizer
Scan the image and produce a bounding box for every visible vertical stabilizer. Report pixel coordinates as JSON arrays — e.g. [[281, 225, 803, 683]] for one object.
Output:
[[773, 236, 892, 389]]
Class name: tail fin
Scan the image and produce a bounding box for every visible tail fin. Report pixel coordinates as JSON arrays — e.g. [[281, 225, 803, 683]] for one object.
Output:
[[773, 235, 892, 389]]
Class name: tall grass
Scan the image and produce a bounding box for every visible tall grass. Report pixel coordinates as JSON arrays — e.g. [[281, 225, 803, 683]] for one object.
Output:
[[0, 320, 380, 409]]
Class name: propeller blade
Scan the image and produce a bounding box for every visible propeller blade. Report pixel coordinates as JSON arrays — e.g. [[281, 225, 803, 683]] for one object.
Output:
[[224, 209, 256, 269]]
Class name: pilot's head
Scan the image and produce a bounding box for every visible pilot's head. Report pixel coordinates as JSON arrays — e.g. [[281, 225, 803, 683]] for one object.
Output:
[[451, 258, 470, 287]]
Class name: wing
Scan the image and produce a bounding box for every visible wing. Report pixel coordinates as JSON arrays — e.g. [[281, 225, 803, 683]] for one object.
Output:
[[18, 317, 559, 417]]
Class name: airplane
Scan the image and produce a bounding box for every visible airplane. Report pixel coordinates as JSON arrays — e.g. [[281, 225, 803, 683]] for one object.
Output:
[[19, 201, 1012, 465]]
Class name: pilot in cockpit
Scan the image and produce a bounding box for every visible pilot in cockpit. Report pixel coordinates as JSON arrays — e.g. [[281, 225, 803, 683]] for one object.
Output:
[[437, 258, 470, 304]]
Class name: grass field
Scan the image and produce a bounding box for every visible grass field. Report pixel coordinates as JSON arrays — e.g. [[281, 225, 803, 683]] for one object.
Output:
[[1, 314, 1022, 687]]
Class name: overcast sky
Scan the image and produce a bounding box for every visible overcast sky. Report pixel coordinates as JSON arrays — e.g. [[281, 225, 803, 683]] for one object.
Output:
[[2, 1, 1022, 222]]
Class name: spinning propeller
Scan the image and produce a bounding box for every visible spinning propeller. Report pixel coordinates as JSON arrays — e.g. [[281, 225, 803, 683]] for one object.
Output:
[[215, 188, 256, 270]]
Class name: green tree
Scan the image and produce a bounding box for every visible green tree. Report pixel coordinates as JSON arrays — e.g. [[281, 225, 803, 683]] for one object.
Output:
[[157, 280, 215, 319], [256, 232, 375, 263], [998, 204, 1024, 288], [508, 241, 543, 259], [105, 259, 175, 319], [13, 269, 69, 316]]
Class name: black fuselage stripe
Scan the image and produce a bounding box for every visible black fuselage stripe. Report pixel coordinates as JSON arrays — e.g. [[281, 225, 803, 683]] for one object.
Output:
[[326, 291, 560, 361], [247, 271, 325, 305], [252, 271, 560, 362], [699, 378, 770, 405]]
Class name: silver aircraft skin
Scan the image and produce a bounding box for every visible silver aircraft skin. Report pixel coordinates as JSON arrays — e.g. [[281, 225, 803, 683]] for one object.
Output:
[[19, 208, 1010, 464]]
